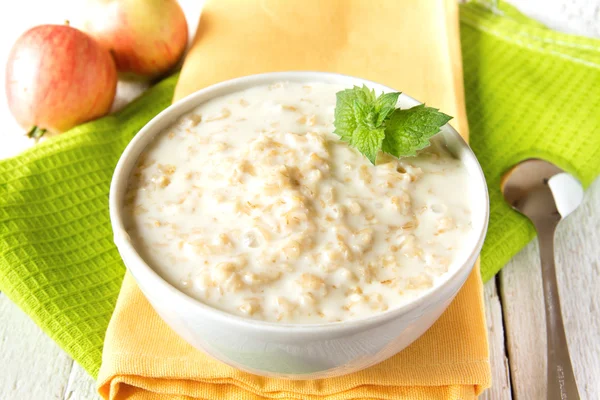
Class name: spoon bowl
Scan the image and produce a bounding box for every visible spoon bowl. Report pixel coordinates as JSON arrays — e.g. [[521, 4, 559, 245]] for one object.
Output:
[[502, 159, 583, 222]]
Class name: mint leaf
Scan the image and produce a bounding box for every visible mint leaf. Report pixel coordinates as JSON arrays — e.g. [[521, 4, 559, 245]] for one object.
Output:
[[350, 125, 385, 164], [374, 92, 400, 126], [382, 105, 452, 158], [333, 86, 451, 164], [334, 85, 378, 141], [334, 86, 399, 164], [358, 85, 377, 103]]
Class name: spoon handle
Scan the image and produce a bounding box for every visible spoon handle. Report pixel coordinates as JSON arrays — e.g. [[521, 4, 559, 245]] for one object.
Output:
[[537, 222, 580, 400]]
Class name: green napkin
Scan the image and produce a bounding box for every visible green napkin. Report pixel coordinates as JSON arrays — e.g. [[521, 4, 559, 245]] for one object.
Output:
[[461, 2, 600, 281], [0, 74, 178, 377], [1, 3, 599, 378]]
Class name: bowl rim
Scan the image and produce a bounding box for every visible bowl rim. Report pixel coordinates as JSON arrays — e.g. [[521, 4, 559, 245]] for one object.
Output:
[[109, 71, 489, 333]]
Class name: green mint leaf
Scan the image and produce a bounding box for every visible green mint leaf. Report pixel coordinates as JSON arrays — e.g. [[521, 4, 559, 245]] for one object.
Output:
[[334, 86, 450, 164], [350, 125, 385, 164], [334, 86, 400, 164], [334, 87, 371, 141], [382, 104, 452, 158], [373, 92, 400, 126], [359, 85, 377, 103]]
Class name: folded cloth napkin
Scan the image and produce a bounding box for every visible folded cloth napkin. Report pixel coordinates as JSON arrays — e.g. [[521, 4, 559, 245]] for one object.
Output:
[[97, 0, 491, 399], [0, 74, 178, 376], [459, 2, 600, 280], [98, 272, 488, 400], [0, 0, 598, 395]]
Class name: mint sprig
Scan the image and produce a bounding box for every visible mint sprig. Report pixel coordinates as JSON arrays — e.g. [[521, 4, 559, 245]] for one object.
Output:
[[333, 86, 452, 164]]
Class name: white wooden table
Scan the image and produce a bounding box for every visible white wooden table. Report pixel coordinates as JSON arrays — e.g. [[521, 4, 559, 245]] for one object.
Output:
[[1, 1, 599, 399]]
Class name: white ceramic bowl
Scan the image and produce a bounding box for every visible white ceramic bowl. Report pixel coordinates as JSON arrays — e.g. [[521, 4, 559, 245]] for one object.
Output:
[[109, 72, 489, 379]]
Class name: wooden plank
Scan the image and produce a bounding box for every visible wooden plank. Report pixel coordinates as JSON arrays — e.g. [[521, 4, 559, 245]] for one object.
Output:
[[63, 363, 101, 400], [499, 247, 545, 400], [500, 178, 600, 400], [480, 280, 513, 400], [0, 292, 73, 400], [552, 178, 600, 399]]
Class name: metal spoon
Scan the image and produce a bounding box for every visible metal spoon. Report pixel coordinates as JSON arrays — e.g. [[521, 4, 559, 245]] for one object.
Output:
[[501, 158, 582, 400]]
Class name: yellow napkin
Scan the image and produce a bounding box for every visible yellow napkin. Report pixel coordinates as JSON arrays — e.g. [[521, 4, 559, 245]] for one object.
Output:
[[98, 0, 491, 398]]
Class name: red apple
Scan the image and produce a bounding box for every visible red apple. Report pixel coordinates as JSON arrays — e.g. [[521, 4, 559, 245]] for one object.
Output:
[[82, 0, 188, 79], [5, 24, 117, 137]]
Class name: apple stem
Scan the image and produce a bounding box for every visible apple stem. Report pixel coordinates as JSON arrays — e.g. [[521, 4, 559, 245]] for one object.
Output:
[[27, 126, 47, 140]]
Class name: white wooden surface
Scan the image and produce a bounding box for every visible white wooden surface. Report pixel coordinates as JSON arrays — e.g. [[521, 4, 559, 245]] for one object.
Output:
[[1, 1, 599, 399]]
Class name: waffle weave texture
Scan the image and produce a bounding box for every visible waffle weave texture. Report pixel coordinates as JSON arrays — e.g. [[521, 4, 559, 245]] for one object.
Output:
[[0, 75, 178, 376]]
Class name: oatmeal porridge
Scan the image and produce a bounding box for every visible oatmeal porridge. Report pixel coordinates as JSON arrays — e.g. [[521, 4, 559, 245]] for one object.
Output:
[[123, 82, 473, 323]]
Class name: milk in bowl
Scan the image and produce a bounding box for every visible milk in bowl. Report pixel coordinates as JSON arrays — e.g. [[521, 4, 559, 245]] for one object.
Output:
[[122, 81, 474, 324]]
